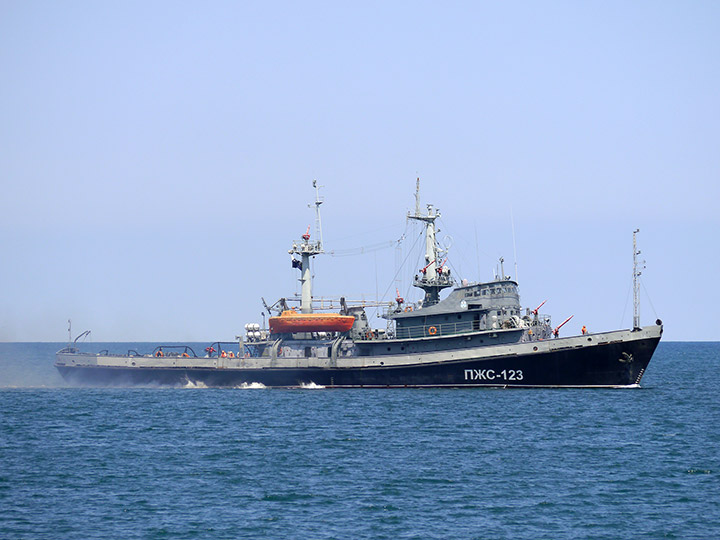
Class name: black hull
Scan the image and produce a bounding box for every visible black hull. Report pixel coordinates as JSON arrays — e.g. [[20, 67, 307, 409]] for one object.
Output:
[[56, 333, 660, 388]]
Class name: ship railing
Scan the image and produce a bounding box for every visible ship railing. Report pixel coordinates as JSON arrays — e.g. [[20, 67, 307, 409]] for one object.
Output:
[[203, 341, 244, 358], [382, 303, 421, 318], [243, 343, 262, 358], [393, 320, 477, 340], [413, 274, 455, 287], [284, 296, 394, 311], [150, 345, 199, 358]]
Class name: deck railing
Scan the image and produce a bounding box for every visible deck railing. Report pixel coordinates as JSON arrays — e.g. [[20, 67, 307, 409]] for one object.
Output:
[[393, 320, 477, 340]]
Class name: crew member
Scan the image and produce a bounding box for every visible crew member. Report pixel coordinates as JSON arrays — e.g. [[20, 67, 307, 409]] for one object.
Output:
[[581, 325, 587, 335], [156, 348, 164, 357]]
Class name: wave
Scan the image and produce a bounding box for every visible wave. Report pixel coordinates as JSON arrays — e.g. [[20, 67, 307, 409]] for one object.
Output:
[[299, 382, 325, 389], [182, 379, 208, 389], [235, 382, 267, 389]]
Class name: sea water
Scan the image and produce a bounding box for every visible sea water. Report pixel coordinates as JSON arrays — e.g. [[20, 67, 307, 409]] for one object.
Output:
[[1, 342, 718, 539]]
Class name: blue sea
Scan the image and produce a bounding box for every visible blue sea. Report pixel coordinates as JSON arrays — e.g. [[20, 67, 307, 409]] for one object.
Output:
[[1, 342, 719, 539]]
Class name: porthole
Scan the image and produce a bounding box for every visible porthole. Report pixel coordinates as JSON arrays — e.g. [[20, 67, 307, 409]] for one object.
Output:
[[533, 346, 538, 351]]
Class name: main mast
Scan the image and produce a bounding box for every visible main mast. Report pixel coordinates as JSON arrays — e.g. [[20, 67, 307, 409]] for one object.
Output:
[[632, 228, 644, 330], [408, 178, 453, 306], [289, 182, 324, 314]]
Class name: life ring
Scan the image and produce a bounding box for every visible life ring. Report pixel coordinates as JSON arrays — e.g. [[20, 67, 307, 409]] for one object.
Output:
[[428, 326, 438, 335]]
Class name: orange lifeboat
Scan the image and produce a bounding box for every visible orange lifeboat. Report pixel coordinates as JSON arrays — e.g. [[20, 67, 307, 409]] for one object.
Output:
[[269, 310, 355, 334]]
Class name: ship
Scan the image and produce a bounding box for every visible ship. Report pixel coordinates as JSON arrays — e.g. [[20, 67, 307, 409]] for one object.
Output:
[[56, 180, 662, 388]]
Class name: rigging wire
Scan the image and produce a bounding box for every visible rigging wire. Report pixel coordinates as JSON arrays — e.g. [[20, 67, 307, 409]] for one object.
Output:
[[328, 219, 411, 258], [407, 226, 427, 300], [330, 222, 404, 243], [432, 218, 463, 280], [369, 227, 424, 319], [438, 217, 494, 262], [446, 258, 464, 284], [640, 279, 659, 321], [439, 217, 495, 282], [327, 240, 398, 257], [375, 252, 379, 309], [621, 278, 657, 328], [620, 281, 632, 328]]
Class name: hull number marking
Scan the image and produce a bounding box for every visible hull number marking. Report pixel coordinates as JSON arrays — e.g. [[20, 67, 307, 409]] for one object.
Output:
[[464, 369, 524, 381]]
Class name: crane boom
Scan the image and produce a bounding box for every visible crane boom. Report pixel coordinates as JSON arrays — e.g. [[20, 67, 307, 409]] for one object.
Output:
[[531, 300, 547, 315], [553, 315, 574, 335]]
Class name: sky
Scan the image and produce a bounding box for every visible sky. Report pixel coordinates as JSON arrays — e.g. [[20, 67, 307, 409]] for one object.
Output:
[[1, 1, 719, 342]]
